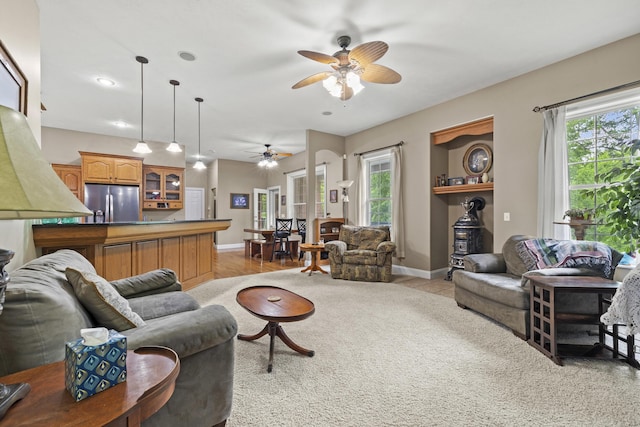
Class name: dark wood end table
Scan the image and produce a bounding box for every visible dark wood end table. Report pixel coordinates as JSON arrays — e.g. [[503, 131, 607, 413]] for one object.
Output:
[[528, 275, 638, 368], [237, 286, 315, 372], [0, 346, 180, 426]]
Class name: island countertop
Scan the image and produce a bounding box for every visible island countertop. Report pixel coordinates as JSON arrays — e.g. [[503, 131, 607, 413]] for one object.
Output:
[[33, 219, 231, 289]]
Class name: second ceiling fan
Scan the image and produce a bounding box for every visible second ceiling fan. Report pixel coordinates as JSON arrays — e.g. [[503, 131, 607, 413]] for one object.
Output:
[[292, 35, 401, 101]]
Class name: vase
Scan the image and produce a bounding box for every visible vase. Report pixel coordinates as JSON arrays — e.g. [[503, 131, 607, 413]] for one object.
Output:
[[481, 173, 489, 183]]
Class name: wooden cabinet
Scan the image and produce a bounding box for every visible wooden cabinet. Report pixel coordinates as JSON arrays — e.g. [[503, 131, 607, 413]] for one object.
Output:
[[80, 152, 142, 185], [143, 166, 184, 210], [52, 164, 83, 202], [315, 218, 345, 243]]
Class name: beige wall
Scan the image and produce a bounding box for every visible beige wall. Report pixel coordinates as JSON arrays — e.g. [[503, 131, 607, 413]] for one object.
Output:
[[345, 33, 640, 273], [0, 0, 40, 270]]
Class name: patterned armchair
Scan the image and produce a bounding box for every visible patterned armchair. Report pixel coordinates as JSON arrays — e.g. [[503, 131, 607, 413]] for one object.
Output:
[[325, 225, 396, 282]]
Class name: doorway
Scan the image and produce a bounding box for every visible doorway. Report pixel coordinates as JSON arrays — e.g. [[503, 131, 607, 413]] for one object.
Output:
[[185, 187, 205, 220]]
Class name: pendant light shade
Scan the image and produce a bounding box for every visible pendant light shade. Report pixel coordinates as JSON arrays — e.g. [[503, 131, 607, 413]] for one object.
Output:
[[167, 79, 182, 153], [193, 97, 206, 170], [133, 56, 152, 154]]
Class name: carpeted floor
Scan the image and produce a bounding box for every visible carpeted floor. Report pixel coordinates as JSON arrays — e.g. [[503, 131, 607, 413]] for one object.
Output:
[[188, 269, 640, 427]]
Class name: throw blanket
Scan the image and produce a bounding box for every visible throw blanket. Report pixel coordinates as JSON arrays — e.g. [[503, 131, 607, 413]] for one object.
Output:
[[601, 265, 640, 334], [516, 238, 614, 278]]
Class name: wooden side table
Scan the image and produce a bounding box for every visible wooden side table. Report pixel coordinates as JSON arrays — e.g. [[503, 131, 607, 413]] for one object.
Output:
[[0, 346, 180, 426], [528, 275, 638, 368], [299, 243, 327, 275]]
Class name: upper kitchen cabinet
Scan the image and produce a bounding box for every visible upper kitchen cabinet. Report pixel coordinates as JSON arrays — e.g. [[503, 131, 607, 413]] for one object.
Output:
[[52, 164, 82, 202], [80, 152, 143, 185], [143, 165, 184, 210]]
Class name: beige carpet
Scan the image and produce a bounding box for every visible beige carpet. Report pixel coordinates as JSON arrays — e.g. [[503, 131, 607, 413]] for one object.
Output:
[[188, 269, 640, 426]]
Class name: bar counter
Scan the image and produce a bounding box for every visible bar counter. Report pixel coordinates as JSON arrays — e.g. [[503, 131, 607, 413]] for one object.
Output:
[[33, 219, 231, 289]]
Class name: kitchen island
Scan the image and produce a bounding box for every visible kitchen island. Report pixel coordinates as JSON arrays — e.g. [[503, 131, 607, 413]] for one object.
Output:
[[32, 219, 231, 289]]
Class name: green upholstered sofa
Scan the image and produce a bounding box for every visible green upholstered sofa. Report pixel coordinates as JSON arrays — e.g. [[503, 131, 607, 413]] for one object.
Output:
[[453, 235, 623, 339], [325, 225, 396, 282], [0, 249, 237, 427]]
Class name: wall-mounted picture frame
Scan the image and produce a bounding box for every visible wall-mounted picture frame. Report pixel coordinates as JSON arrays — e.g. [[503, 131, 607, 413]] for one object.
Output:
[[0, 40, 28, 115], [230, 193, 249, 209], [466, 175, 479, 185], [281, 195, 286, 206], [329, 189, 338, 203], [463, 143, 493, 176]]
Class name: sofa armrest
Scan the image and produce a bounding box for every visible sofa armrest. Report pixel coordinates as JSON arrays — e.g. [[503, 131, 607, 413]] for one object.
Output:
[[121, 304, 237, 359], [463, 254, 506, 273], [325, 240, 346, 255], [377, 241, 396, 253], [110, 268, 182, 298]]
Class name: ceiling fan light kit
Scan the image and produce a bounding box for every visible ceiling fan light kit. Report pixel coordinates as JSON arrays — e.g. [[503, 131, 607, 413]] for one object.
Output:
[[256, 144, 292, 168], [293, 35, 401, 101]]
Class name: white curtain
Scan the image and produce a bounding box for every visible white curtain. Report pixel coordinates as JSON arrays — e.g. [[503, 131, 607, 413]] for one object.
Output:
[[391, 146, 405, 258], [537, 106, 570, 239], [355, 155, 366, 225]]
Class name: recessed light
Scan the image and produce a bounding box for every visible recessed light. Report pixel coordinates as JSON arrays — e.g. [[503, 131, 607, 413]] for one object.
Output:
[[113, 121, 128, 128], [322, 111, 333, 116], [178, 51, 196, 61], [97, 77, 116, 86]]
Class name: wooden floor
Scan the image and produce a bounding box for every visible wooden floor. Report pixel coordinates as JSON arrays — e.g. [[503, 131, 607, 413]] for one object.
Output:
[[200, 247, 454, 299]]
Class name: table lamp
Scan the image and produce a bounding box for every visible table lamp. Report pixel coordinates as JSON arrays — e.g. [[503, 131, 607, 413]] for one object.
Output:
[[337, 180, 354, 224], [0, 105, 92, 418]]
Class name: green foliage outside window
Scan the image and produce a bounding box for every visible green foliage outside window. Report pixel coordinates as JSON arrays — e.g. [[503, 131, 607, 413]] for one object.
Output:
[[566, 105, 639, 252], [368, 157, 392, 226]]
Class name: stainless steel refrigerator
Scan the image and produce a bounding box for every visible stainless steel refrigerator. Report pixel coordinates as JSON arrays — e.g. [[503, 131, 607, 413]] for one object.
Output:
[[84, 184, 140, 223]]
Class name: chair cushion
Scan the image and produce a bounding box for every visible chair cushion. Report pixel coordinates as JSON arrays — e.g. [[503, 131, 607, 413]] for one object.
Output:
[[344, 250, 379, 265], [340, 225, 390, 250], [65, 267, 146, 330]]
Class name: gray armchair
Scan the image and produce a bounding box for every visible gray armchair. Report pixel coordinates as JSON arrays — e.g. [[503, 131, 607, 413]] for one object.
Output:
[[325, 225, 396, 282]]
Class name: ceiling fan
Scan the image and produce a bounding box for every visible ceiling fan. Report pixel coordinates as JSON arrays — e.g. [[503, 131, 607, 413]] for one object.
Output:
[[292, 35, 401, 101], [256, 144, 292, 168]]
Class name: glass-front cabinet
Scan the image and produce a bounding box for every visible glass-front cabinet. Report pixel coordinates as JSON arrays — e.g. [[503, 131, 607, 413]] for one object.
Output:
[[143, 166, 184, 210]]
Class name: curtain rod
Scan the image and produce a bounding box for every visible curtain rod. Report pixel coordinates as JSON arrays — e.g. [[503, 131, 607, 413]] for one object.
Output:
[[354, 141, 404, 157], [282, 161, 327, 175], [532, 79, 640, 112]]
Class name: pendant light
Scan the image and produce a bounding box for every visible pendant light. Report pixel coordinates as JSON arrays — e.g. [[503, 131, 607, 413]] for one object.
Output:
[[193, 97, 206, 170], [166, 80, 182, 152], [133, 56, 152, 154]]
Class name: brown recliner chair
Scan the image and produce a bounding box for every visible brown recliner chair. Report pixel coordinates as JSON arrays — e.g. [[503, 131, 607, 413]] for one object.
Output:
[[325, 225, 396, 282]]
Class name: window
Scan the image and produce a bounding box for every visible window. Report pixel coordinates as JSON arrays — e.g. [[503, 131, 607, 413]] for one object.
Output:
[[565, 89, 640, 251], [364, 152, 393, 226], [287, 165, 326, 219]]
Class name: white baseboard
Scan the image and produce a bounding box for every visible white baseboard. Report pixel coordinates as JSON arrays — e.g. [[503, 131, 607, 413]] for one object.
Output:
[[216, 243, 244, 250], [392, 265, 449, 280]]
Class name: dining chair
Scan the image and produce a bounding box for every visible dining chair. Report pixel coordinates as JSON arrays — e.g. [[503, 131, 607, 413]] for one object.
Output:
[[296, 218, 307, 260], [270, 218, 293, 261]]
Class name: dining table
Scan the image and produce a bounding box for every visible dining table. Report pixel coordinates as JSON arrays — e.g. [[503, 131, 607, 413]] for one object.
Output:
[[244, 227, 299, 260]]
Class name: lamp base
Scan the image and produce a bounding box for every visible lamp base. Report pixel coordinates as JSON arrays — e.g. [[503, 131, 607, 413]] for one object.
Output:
[[0, 382, 30, 419]]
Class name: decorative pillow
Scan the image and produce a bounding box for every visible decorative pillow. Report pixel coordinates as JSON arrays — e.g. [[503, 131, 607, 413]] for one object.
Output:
[[65, 267, 145, 331]]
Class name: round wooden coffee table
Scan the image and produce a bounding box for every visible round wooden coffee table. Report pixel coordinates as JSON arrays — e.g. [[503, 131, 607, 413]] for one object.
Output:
[[236, 286, 315, 372], [299, 243, 327, 275]]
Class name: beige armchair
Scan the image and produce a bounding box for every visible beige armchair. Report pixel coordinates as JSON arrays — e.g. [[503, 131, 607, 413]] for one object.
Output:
[[325, 225, 396, 282]]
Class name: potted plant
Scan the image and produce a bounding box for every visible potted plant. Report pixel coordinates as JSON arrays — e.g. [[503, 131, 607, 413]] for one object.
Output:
[[563, 208, 593, 222], [591, 139, 640, 253]]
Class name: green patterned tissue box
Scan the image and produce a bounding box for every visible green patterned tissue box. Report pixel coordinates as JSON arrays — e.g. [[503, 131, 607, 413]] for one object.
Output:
[[64, 329, 127, 401]]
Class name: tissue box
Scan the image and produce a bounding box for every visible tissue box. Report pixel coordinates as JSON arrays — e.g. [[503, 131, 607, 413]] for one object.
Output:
[[64, 330, 127, 401]]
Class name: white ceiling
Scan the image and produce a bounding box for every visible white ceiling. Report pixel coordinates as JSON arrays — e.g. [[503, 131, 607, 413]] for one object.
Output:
[[36, 0, 640, 164]]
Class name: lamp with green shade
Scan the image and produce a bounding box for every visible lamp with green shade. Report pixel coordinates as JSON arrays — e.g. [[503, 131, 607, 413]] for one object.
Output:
[[0, 104, 92, 418]]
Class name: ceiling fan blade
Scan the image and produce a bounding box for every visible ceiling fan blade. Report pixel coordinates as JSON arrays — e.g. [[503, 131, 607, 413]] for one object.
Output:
[[360, 64, 402, 84], [275, 152, 293, 157], [297, 50, 339, 65], [349, 41, 388, 66], [292, 71, 333, 89]]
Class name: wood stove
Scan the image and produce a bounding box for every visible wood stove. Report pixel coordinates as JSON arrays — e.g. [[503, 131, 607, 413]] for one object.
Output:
[[446, 197, 485, 280]]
